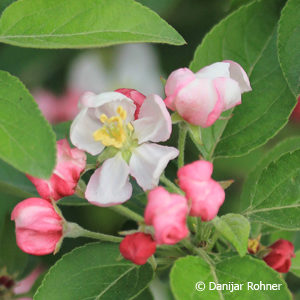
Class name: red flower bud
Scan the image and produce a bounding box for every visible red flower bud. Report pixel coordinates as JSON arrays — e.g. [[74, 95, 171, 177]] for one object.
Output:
[[119, 233, 156, 265], [263, 239, 295, 273]]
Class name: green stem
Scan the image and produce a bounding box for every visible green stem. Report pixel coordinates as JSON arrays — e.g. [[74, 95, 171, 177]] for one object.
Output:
[[206, 231, 220, 252], [160, 173, 184, 195], [195, 248, 224, 300], [64, 222, 122, 243], [178, 123, 188, 168], [81, 229, 122, 243], [109, 205, 144, 223], [180, 238, 196, 254]]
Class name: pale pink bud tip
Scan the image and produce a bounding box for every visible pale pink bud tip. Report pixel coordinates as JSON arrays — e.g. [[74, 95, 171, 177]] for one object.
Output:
[[145, 187, 189, 245], [11, 198, 63, 255], [164, 61, 251, 127], [178, 160, 225, 221]]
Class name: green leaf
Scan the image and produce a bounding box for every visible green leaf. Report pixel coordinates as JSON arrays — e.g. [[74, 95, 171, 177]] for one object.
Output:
[[0, 0, 16, 15], [291, 250, 300, 278], [57, 195, 90, 206], [34, 242, 154, 300], [241, 137, 300, 211], [0, 0, 185, 49], [278, 0, 300, 96], [0, 71, 56, 178], [0, 159, 37, 196], [137, 0, 179, 16], [213, 214, 250, 256], [0, 214, 29, 278], [133, 288, 153, 300], [123, 180, 147, 216], [170, 255, 291, 300], [243, 148, 300, 230], [190, 0, 295, 159], [52, 121, 71, 141]]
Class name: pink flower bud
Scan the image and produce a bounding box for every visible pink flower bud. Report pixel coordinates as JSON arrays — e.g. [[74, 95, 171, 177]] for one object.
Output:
[[145, 187, 189, 245], [115, 88, 146, 119], [178, 160, 225, 221], [119, 232, 156, 265], [11, 198, 63, 255], [263, 239, 295, 273], [165, 61, 251, 127], [27, 139, 86, 201]]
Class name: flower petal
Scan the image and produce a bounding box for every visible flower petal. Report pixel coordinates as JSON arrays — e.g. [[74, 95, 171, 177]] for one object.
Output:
[[129, 143, 179, 191], [224, 60, 252, 93], [196, 62, 230, 79], [132, 94, 172, 144], [85, 154, 132, 206], [165, 68, 195, 110], [70, 107, 105, 155], [174, 78, 219, 127], [71, 92, 136, 155], [196, 61, 251, 93], [80, 91, 136, 123], [213, 77, 241, 110]]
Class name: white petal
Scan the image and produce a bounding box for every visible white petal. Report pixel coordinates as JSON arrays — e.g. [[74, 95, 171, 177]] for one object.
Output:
[[225, 60, 252, 93], [196, 61, 251, 94], [132, 94, 172, 144], [196, 62, 230, 79], [214, 77, 241, 110], [85, 154, 132, 206], [129, 143, 179, 191], [70, 107, 104, 155], [81, 91, 136, 123]]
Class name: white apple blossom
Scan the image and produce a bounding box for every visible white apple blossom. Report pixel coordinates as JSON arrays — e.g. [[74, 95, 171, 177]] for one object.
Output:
[[70, 91, 178, 206]]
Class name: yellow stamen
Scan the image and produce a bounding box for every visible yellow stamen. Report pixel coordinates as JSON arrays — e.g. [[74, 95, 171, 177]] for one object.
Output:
[[127, 123, 134, 132], [93, 106, 129, 148]]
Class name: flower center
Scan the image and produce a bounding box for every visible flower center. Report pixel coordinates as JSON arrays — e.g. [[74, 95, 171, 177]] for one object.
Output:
[[93, 106, 134, 149]]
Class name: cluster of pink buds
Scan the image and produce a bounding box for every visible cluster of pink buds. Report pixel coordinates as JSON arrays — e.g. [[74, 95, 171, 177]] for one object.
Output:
[[11, 139, 86, 255], [120, 160, 225, 265]]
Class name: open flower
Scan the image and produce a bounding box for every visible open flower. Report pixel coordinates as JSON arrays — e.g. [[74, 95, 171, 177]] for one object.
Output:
[[27, 139, 86, 201], [165, 60, 251, 127], [178, 160, 225, 221], [11, 198, 63, 255], [70, 91, 178, 206]]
